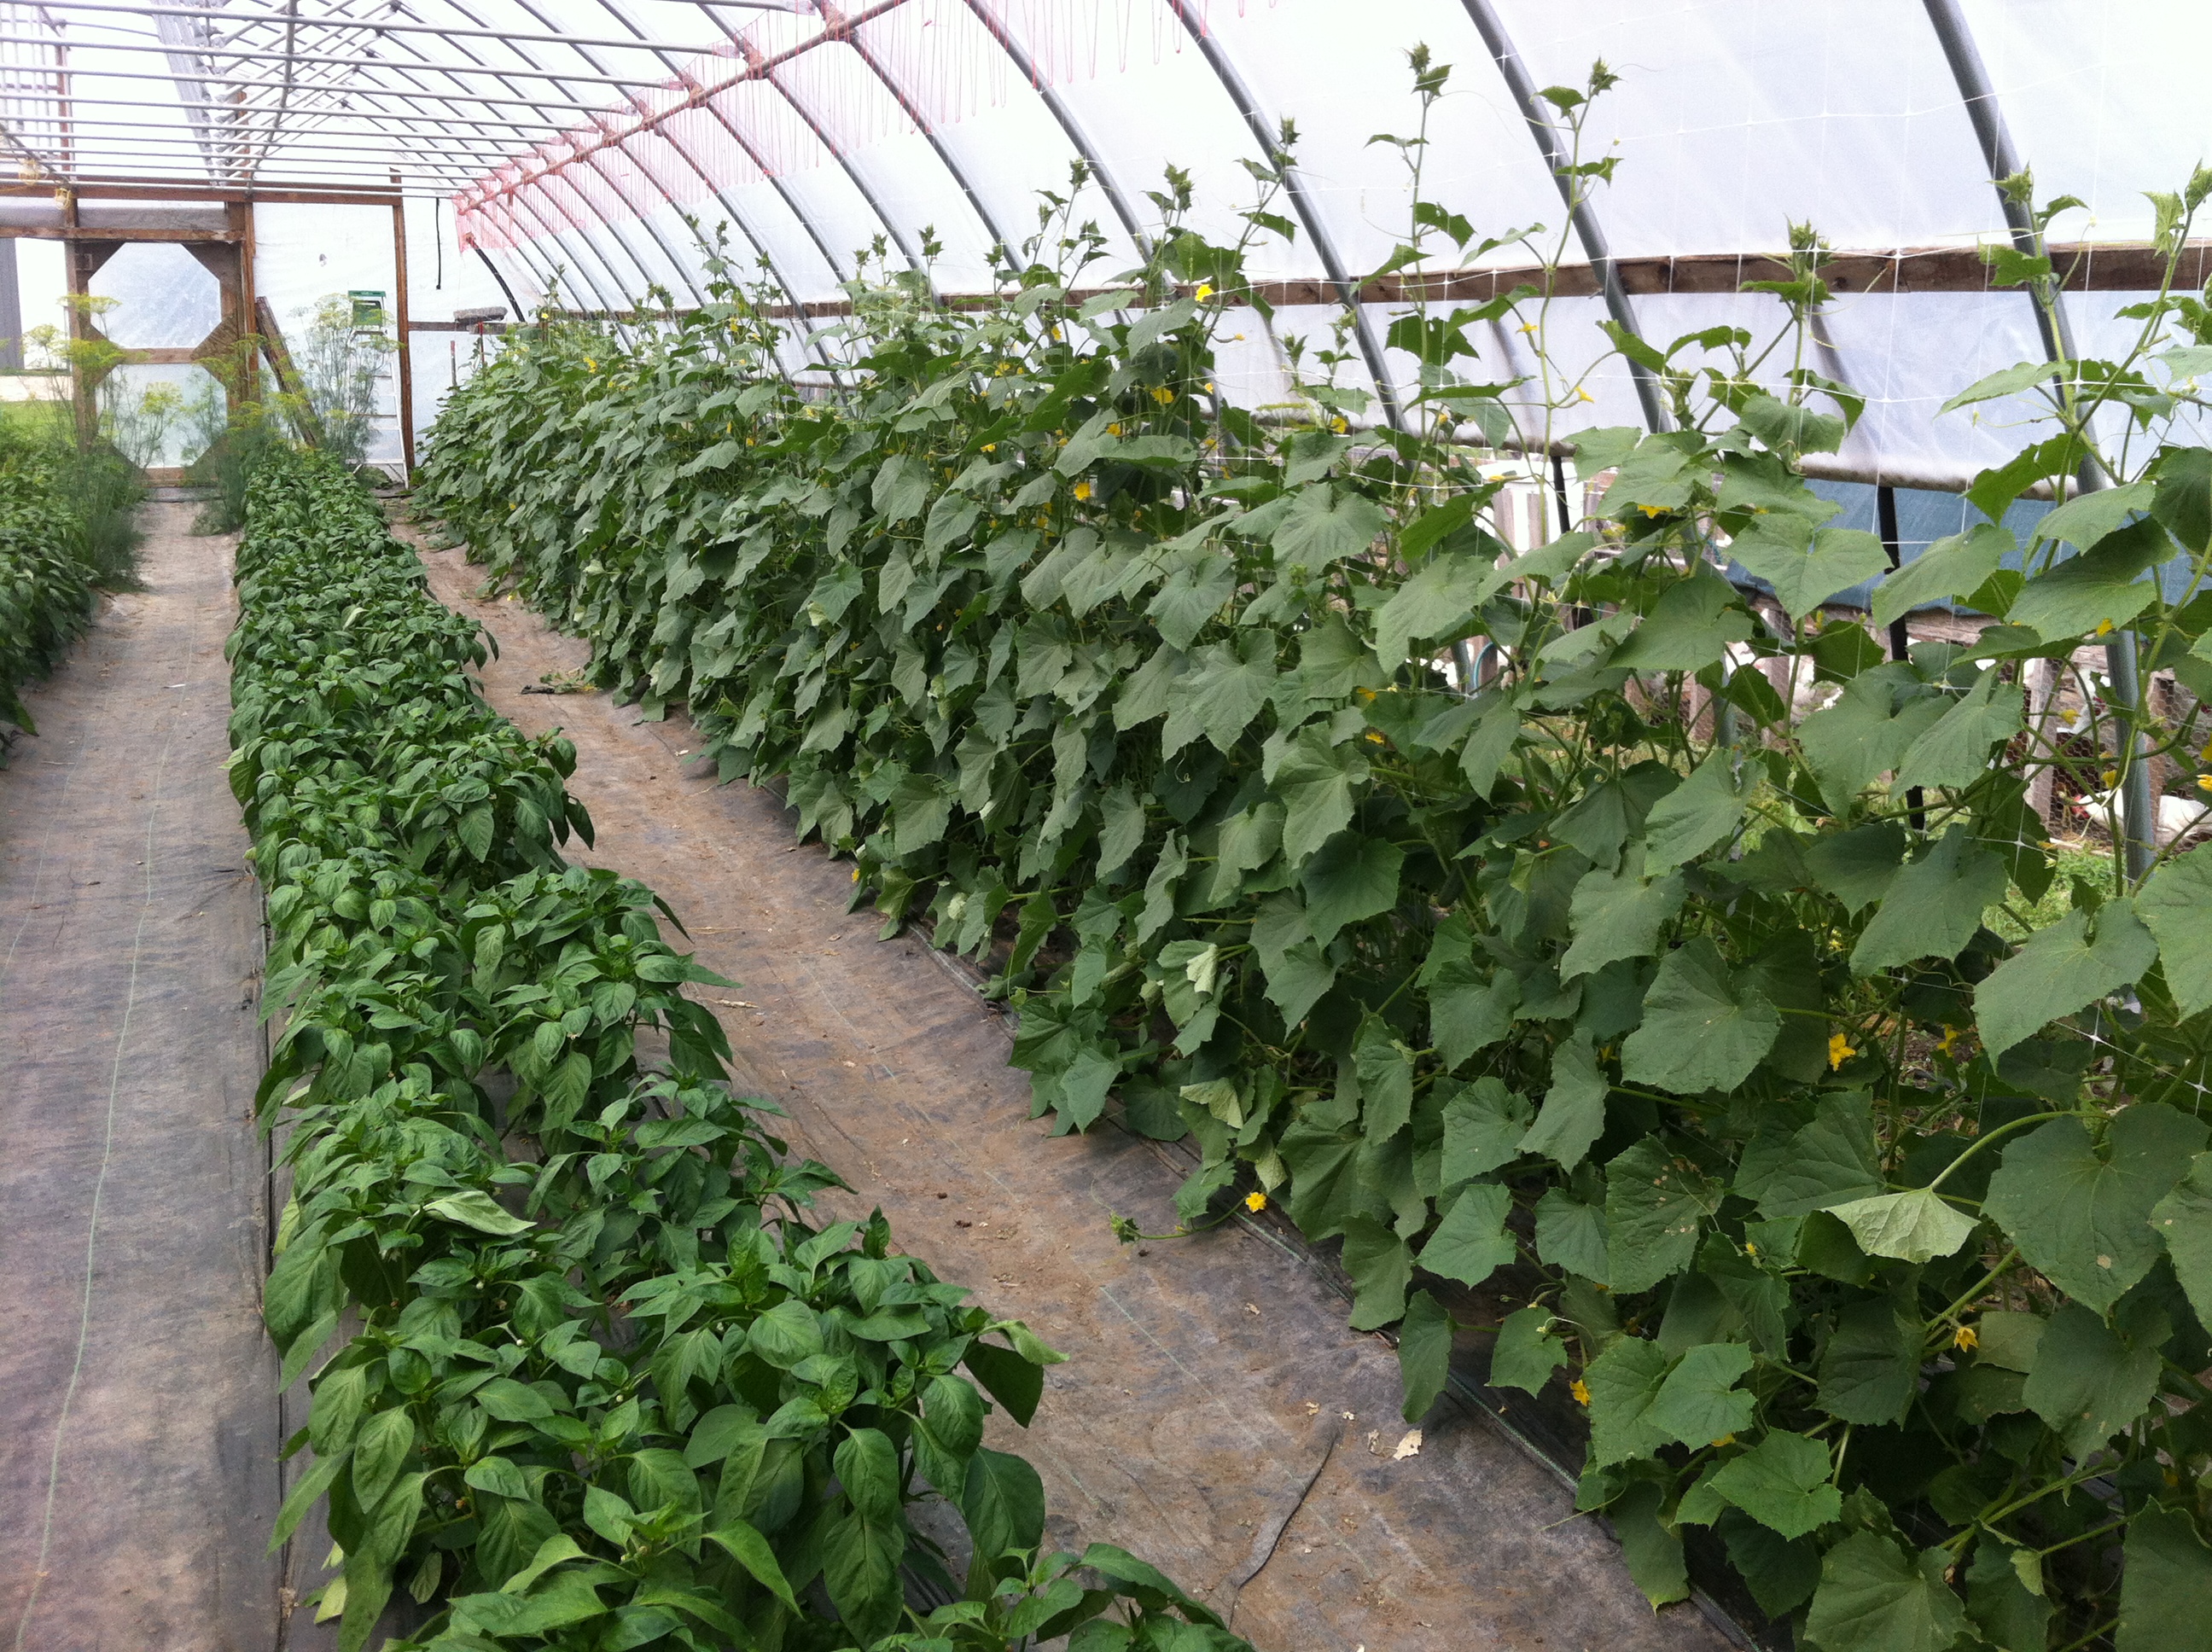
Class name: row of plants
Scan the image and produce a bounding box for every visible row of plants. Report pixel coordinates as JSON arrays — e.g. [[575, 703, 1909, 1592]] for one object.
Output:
[[413, 56, 2212, 1649], [0, 415, 144, 761], [232, 445, 1248, 1652]]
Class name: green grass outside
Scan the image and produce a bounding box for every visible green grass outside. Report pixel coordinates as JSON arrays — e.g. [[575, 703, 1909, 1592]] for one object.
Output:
[[1986, 840, 2114, 941], [0, 399, 70, 439]]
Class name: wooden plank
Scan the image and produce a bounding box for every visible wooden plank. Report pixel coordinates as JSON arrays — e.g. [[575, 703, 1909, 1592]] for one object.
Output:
[[392, 189, 416, 480], [234, 201, 259, 402], [531, 238, 2211, 326], [0, 177, 403, 206], [253, 295, 324, 447], [0, 225, 242, 242], [405, 318, 511, 334]]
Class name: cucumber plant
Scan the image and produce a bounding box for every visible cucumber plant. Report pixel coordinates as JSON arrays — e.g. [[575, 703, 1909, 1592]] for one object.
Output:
[[417, 53, 2212, 1650]]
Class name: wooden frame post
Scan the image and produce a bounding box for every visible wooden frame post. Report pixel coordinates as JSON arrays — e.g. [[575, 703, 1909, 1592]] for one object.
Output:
[[228, 199, 258, 403], [60, 188, 96, 450], [391, 183, 415, 482]]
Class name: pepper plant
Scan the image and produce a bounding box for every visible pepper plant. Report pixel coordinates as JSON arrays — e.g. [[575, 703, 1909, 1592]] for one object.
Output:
[[0, 424, 124, 759], [416, 53, 2212, 1650], [235, 447, 1251, 1652]]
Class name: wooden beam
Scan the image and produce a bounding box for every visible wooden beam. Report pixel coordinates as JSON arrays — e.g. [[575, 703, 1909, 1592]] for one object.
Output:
[[61, 190, 95, 450], [253, 295, 323, 447], [0, 225, 242, 242], [524, 239, 2212, 326], [0, 177, 403, 206], [233, 200, 258, 404], [392, 188, 415, 482]]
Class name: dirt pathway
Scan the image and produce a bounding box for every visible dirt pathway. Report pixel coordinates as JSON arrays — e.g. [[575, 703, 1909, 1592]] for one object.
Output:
[[410, 531, 1738, 1652], [0, 504, 293, 1650]]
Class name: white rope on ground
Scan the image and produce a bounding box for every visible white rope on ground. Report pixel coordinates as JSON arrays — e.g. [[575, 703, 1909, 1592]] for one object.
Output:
[[10, 693, 180, 1652]]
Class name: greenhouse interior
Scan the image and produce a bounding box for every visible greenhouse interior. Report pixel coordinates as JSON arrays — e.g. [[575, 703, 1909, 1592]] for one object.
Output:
[[3, 2, 2211, 1649]]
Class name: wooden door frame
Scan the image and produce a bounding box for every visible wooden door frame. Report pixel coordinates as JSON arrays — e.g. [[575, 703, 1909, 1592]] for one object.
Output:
[[61, 214, 254, 482]]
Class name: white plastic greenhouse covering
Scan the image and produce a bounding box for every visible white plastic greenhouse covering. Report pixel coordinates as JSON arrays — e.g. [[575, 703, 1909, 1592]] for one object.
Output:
[[5, 0, 2209, 488]]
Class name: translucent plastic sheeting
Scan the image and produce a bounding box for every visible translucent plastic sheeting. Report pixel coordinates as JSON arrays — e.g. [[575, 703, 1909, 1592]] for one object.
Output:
[[9, 1, 2212, 479], [1967, 0, 2212, 248], [12, 241, 67, 358], [102, 360, 224, 468], [420, 329, 513, 435], [1487, 0, 2008, 257], [85, 241, 224, 348], [254, 201, 404, 466]]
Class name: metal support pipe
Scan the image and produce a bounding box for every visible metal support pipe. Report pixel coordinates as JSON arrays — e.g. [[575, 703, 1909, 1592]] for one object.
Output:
[[568, 12, 803, 299], [824, 3, 1016, 263], [0, 30, 677, 89], [351, 3, 665, 338], [590, 0, 846, 383], [491, 0, 712, 307], [1458, 0, 1668, 434], [0, 90, 577, 135], [501, 188, 639, 337], [1877, 484, 1928, 830], [1923, 0, 2156, 880], [667, 1, 929, 285], [460, 149, 640, 335], [538, 165, 681, 311], [0, 125, 552, 166], [958, 0, 1150, 259], [1161, 0, 1401, 428], [751, 51, 928, 282], [428, 0, 706, 311]]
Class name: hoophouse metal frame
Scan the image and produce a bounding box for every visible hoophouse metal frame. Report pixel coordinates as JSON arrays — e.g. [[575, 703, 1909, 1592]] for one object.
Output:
[[0, 3, 2171, 339]]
